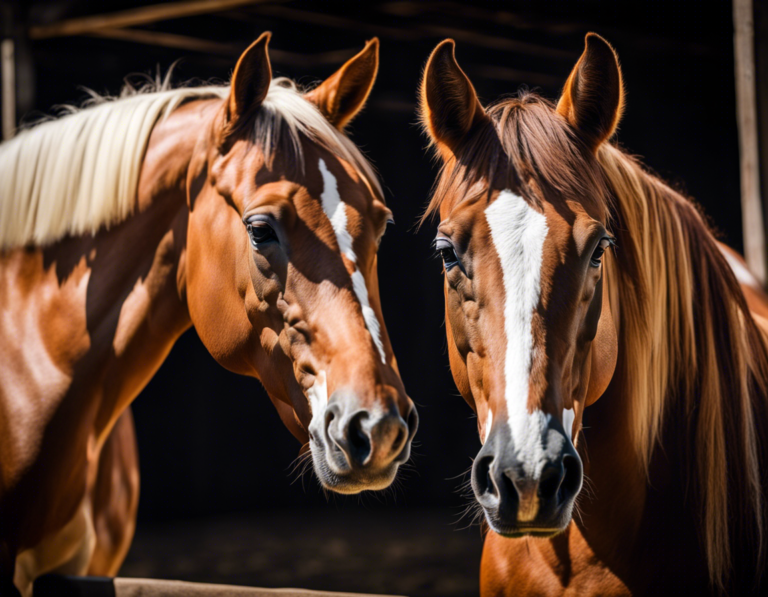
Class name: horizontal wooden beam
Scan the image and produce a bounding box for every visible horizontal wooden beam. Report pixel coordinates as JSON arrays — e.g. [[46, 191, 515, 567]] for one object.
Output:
[[30, 0, 270, 39], [85, 27, 360, 68], [88, 27, 236, 54]]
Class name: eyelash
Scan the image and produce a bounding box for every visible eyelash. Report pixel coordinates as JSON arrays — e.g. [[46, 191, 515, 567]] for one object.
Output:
[[590, 236, 616, 267], [433, 239, 463, 273]]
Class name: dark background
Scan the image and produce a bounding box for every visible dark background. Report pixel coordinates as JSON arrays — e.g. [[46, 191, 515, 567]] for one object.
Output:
[[3, 1, 743, 595]]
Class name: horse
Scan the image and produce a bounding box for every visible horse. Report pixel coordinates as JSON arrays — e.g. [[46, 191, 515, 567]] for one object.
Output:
[[0, 33, 418, 596], [418, 33, 768, 595]]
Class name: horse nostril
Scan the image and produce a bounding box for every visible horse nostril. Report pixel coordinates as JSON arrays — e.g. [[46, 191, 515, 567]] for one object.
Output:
[[406, 405, 419, 438], [347, 411, 372, 465], [538, 464, 563, 503], [474, 455, 497, 498], [561, 453, 582, 499]]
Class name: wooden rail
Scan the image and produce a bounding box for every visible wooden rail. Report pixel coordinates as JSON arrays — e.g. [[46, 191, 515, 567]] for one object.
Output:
[[29, 0, 270, 39]]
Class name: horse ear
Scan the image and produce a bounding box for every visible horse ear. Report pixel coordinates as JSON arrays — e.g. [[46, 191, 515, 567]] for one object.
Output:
[[556, 33, 624, 152], [419, 39, 488, 160], [305, 38, 379, 130], [228, 32, 273, 124]]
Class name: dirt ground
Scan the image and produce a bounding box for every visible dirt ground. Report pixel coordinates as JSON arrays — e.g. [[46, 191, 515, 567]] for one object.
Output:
[[120, 508, 484, 597]]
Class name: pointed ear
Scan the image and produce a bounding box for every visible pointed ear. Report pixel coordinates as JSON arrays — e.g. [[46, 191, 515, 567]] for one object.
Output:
[[419, 39, 489, 160], [556, 33, 624, 152], [305, 38, 379, 130], [228, 32, 272, 124]]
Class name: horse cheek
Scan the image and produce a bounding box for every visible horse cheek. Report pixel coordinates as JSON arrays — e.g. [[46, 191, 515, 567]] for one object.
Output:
[[585, 284, 618, 407]]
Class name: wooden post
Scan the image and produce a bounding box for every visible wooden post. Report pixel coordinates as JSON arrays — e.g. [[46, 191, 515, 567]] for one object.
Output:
[[734, 0, 767, 285], [1, 37, 14, 140]]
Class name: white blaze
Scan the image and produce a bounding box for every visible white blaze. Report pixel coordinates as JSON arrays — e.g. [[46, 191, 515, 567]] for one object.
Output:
[[318, 158, 386, 363], [307, 370, 328, 426], [485, 190, 549, 478], [562, 407, 575, 440], [484, 408, 494, 443]]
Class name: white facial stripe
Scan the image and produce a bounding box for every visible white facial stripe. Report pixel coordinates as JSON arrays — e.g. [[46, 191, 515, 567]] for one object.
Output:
[[307, 370, 328, 426], [562, 407, 575, 440], [484, 408, 493, 443], [720, 246, 761, 290], [319, 158, 386, 364], [485, 190, 549, 478]]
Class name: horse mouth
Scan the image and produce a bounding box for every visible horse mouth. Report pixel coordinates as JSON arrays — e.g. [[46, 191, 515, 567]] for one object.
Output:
[[308, 437, 401, 494], [481, 501, 575, 539], [490, 524, 565, 540]]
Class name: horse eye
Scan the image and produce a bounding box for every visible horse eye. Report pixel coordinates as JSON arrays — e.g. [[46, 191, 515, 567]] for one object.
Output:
[[246, 223, 278, 247], [435, 239, 460, 272], [590, 238, 611, 267]]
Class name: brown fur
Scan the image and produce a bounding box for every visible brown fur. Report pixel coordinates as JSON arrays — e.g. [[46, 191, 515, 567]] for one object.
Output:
[[420, 33, 768, 595], [0, 36, 413, 595]]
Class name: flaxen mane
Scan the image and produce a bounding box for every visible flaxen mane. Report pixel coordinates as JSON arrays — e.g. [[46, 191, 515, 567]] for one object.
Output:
[[0, 76, 380, 250], [599, 143, 768, 591], [424, 90, 768, 590]]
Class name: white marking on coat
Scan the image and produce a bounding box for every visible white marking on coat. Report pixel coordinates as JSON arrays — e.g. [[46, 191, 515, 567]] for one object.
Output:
[[307, 370, 328, 428], [563, 407, 575, 440], [485, 190, 549, 479], [484, 408, 493, 443], [319, 158, 386, 363]]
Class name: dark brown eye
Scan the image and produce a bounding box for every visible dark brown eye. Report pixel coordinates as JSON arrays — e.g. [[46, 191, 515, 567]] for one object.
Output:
[[590, 238, 612, 267], [435, 238, 461, 272], [246, 223, 278, 247]]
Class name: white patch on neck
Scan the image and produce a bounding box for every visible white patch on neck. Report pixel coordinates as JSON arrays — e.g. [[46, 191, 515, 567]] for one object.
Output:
[[484, 408, 493, 444], [485, 190, 549, 478], [307, 370, 328, 427], [720, 246, 761, 290], [318, 158, 386, 363], [562, 407, 575, 440]]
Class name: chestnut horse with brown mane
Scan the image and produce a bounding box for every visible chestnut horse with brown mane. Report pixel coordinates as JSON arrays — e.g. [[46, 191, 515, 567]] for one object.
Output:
[[419, 33, 768, 595], [0, 34, 417, 596]]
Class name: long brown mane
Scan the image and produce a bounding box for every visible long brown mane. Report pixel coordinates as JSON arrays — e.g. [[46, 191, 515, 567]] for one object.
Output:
[[599, 143, 768, 590], [424, 90, 768, 590]]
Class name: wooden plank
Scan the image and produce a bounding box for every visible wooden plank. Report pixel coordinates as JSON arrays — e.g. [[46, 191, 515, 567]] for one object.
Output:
[[88, 27, 237, 55], [734, 0, 767, 285], [1, 38, 14, 140], [85, 27, 359, 67], [34, 575, 405, 597], [29, 0, 271, 40], [115, 578, 405, 597]]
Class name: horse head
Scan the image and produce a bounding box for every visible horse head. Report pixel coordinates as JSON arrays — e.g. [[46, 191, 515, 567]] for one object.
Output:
[[186, 34, 417, 494], [419, 34, 622, 535]]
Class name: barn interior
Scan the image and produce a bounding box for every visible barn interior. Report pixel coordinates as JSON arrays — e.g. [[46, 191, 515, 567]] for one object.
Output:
[[0, 1, 751, 596]]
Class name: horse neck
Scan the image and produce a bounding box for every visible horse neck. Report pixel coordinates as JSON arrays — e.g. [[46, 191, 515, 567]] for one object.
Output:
[[20, 99, 219, 444], [594, 143, 768, 588], [90, 100, 228, 434]]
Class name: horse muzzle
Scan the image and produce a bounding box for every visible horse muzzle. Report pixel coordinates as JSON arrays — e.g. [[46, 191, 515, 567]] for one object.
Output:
[[308, 390, 418, 494], [471, 414, 582, 537]]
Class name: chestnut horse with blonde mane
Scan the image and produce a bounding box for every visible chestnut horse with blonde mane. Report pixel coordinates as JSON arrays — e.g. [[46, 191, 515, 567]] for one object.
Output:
[[0, 34, 417, 596], [419, 33, 768, 595]]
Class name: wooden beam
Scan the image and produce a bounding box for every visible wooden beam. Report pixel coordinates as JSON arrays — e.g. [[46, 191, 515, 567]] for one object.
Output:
[[421, 25, 575, 60], [734, 0, 767, 285], [1, 38, 14, 140], [29, 0, 270, 40], [89, 27, 236, 54], [86, 27, 359, 67]]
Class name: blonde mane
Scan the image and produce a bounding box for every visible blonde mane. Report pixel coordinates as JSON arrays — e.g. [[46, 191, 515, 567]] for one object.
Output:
[[599, 143, 768, 591], [0, 77, 380, 250]]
